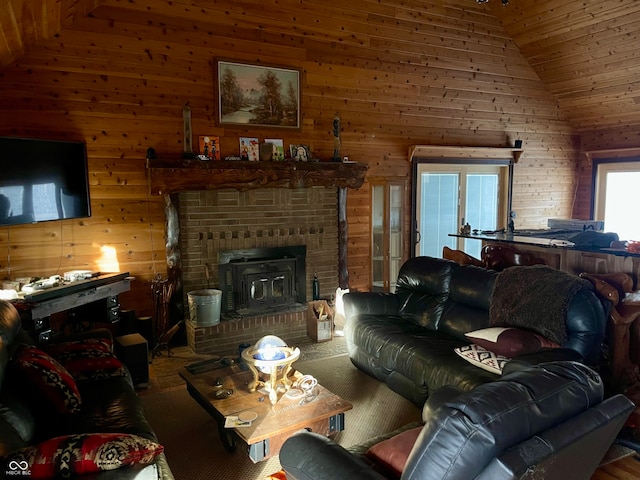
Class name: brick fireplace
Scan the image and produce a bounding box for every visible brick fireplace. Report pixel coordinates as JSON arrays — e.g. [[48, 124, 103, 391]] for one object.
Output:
[[179, 186, 339, 355], [147, 159, 367, 355]]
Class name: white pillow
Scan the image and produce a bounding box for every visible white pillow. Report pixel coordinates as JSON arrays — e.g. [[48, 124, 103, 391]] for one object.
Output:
[[465, 327, 508, 343], [454, 344, 509, 375]]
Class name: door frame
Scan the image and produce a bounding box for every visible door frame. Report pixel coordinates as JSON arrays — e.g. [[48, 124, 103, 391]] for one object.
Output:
[[409, 147, 516, 258]]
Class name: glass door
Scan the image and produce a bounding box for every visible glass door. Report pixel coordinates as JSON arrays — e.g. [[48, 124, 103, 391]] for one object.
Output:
[[416, 172, 459, 258], [372, 183, 385, 291], [389, 183, 403, 291], [371, 180, 405, 292], [414, 165, 506, 260]]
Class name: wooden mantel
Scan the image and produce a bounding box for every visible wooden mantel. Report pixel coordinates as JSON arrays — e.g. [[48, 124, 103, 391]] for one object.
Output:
[[147, 158, 368, 194]]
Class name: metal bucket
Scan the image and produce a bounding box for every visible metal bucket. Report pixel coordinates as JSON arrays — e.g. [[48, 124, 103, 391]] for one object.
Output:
[[187, 289, 222, 326]]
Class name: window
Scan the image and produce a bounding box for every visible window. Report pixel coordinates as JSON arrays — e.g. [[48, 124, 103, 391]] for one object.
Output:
[[594, 160, 640, 241], [414, 164, 508, 259]]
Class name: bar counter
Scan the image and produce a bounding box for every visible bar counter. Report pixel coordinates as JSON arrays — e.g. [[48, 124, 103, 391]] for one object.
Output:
[[451, 231, 640, 279]]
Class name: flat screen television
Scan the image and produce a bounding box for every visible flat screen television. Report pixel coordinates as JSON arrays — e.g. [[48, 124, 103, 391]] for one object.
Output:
[[0, 137, 91, 226]]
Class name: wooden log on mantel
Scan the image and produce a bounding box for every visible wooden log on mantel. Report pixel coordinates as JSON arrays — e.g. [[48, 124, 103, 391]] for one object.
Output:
[[147, 158, 368, 194]]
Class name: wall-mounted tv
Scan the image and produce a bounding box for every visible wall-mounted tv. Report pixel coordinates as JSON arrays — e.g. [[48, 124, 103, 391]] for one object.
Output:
[[0, 137, 91, 227]]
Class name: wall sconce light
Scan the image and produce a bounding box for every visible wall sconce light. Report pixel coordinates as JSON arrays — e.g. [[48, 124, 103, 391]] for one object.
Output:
[[241, 335, 300, 405]]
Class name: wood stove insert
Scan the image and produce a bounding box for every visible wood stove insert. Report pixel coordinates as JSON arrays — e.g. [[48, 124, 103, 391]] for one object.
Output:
[[219, 246, 306, 316]]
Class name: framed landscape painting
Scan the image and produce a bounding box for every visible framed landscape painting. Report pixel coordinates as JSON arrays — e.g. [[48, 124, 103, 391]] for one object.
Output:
[[216, 60, 300, 129]]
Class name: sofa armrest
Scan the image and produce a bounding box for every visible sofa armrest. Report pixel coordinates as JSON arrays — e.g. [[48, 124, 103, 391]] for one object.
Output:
[[421, 385, 462, 421], [563, 288, 607, 365], [280, 431, 387, 480], [501, 348, 583, 377], [476, 394, 634, 480], [343, 292, 400, 320]]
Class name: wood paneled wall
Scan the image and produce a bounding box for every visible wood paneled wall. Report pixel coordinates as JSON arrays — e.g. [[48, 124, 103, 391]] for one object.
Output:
[[0, 0, 580, 315]]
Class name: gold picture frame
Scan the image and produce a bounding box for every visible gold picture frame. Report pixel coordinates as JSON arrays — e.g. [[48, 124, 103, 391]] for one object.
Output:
[[216, 59, 301, 129]]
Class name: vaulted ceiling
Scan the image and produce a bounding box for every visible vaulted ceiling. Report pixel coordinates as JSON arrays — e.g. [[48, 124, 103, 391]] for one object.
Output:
[[489, 0, 640, 134], [0, 0, 104, 66], [2, 0, 640, 134]]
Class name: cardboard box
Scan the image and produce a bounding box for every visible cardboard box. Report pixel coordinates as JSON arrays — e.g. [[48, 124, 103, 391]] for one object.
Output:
[[307, 300, 334, 342]]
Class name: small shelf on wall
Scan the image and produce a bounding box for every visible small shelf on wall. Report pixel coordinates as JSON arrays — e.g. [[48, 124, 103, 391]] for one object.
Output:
[[409, 145, 524, 163], [146, 158, 368, 194]]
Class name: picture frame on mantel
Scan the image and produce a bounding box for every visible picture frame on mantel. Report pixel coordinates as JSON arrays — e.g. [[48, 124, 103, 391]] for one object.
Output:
[[215, 59, 301, 129]]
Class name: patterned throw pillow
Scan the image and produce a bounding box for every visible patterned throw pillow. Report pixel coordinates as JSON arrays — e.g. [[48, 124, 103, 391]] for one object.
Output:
[[44, 337, 113, 357], [12, 345, 82, 415], [53, 350, 127, 382], [45, 343, 127, 382], [5, 433, 164, 478], [454, 344, 509, 375]]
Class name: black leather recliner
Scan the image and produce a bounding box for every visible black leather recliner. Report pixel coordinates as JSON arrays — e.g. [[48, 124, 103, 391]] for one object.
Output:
[[344, 256, 607, 406], [279, 361, 634, 480]]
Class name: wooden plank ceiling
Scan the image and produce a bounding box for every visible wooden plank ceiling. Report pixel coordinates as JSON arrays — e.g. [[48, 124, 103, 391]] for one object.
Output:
[[489, 0, 640, 133], [2, 0, 640, 134], [0, 0, 104, 66]]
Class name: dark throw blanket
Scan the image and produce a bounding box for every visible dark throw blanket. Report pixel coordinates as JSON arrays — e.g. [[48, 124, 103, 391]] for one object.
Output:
[[489, 265, 593, 345]]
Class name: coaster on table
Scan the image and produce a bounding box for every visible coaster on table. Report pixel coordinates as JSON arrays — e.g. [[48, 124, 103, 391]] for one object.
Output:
[[238, 411, 258, 422], [285, 387, 305, 399]]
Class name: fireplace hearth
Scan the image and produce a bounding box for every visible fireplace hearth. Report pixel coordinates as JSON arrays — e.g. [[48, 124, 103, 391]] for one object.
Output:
[[218, 246, 306, 317]]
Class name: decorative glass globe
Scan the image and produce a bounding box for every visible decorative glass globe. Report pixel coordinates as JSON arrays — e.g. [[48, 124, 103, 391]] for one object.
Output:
[[253, 335, 288, 365], [241, 335, 300, 405]]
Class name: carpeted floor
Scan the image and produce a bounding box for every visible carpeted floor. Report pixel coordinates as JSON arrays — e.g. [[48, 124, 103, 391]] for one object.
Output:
[[141, 336, 637, 479], [142, 351, 421, 480], [146, 336, 349, 392]]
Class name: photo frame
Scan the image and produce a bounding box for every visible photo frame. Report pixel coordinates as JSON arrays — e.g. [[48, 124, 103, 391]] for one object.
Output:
[[198, 135, 220, 160], [216, 60, 301, 129], [265, 138, 285, 161], [290, 144, 311, 162], [239, 137, 259, 161]]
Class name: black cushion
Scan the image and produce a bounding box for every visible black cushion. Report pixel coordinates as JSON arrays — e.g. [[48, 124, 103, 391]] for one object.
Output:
[[280, 431, 387, 480], [395, 257, 455, 329]]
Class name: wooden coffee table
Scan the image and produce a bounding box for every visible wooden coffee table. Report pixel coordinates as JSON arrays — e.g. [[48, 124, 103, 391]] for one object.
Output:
[[179, 359, 352, 462]]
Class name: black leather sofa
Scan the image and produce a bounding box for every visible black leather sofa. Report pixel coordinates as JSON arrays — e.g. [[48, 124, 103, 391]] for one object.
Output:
[[280, 361, 635, 480], [344, 256, 607, 406], [0, 300, 173, 479]]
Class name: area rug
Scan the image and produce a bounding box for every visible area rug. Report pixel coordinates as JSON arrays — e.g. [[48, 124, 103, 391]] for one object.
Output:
[[599, 443, 636, 466], [148, 337, 348, 391], [142, 352, 636, 479], [141, 353, 421, 480]]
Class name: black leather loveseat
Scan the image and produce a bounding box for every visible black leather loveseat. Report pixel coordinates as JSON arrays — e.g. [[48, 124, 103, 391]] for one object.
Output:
[[0, 300, 173, 479], [344, 256, 607, 406], [280, 361, 634, 480]]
